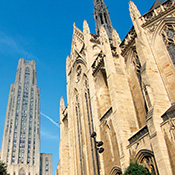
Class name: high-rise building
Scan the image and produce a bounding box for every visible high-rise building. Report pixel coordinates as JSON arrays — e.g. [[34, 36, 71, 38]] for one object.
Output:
[[1, 58, 40, 175], [58, 0, 175, 175]]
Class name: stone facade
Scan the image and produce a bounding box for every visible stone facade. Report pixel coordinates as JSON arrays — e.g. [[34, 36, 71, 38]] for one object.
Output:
[[1, 59, 41, 175], [0, 59, 52, 175], [40, 153, 52, 175], [58, 0, 175, 175]]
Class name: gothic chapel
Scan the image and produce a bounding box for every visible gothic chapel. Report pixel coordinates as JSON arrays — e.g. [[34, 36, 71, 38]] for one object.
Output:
[[57, 0, 175, 174]]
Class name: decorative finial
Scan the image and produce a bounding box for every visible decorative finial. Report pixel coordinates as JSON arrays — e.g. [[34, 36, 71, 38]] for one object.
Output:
[[129, 1, 141, 21], [83, 20, 90, 34], [73, 22, 76, 27], [112, 29, 121, 47]]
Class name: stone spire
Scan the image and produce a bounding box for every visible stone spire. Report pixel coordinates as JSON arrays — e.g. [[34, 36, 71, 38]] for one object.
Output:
[[83, 20, 90, 34], [112, 29, 121, 48], [93, 0, 113, 39], [129, 1, 141, 22], [129, 1, 143, 36]]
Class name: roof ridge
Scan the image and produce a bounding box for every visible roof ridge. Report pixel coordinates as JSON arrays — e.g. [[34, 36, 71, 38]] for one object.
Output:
[[150, 0, 166, 10]]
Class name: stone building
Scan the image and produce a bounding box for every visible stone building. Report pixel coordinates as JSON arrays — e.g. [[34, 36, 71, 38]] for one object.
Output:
[[58, 0, 175, 175], [40, 154, 52, 175], [1, 59, 41, 175], [1, 58, 52, 175]]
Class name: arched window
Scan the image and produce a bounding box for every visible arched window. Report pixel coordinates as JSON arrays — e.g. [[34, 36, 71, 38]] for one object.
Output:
[[74, 90, 85, 175], [109, 166, 122, 175], [162, 24, 175, 65], [104, 13, 108, 23], [84, 76, 96, 174], [100, 13, 104, 24], [25, 67, 30, 74], [136, 149, 159, 175], [19, 168, 26, 175]]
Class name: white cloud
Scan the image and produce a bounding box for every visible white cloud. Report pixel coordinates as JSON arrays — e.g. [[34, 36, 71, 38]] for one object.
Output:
[[40, 130, 58, 140], [0, 31, 38, 60]]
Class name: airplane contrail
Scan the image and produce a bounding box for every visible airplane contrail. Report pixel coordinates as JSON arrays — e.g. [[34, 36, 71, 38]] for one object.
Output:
[[40, 112, 60, 128]]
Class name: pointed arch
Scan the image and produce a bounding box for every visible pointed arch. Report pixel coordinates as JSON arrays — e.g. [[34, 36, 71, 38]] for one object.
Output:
[[19, 168, 26, 175], [150, 17, 175, 102], [25, 67, 30, 76], [109, 166, 122, 175], [92, 44, 101, 52], [152, 17, 175, 45], [135, 149, 159, 175], [72, 57, 87, 68], [92, 45, 102, 61], [71, 59, 88, 85]]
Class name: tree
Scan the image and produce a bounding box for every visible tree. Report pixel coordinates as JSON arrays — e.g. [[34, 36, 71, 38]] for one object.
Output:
[[123, 161, 152, 175], [0, 161, 9, 175]]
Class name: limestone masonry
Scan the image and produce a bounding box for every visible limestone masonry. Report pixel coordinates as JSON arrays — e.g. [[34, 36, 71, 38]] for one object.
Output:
[[57, 0, 175, 174], [1, 59, 52, 175]]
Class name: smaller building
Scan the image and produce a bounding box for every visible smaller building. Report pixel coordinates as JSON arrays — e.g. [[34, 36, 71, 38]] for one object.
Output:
[[40, 153, 52, 175]]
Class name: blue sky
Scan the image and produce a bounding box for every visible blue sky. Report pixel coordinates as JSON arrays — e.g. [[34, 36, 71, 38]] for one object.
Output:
[[0, 0, 157, 174]]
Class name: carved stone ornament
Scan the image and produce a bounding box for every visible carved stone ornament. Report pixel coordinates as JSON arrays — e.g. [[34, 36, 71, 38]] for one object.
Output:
[[171, 12, 175, 17], [141, 156, 157, 174], [142, 0, 174, 25], [162, 24, 175, 45], [92, 51, 105, 76], [147, 22, 159, 33], [90, 34, 100, 44], [164, 0, 173, 9], [162, 24, 175, 65], [120, 27, 136, 55]]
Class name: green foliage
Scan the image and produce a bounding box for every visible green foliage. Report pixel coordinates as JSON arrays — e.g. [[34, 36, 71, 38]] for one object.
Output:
[[0, 161, 9, 175], [123, 161, 152, 175]]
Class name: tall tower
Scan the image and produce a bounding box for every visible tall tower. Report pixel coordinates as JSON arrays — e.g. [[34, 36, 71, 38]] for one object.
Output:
[[93, 0, 113, 38], [1, 58, 40, 175]]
